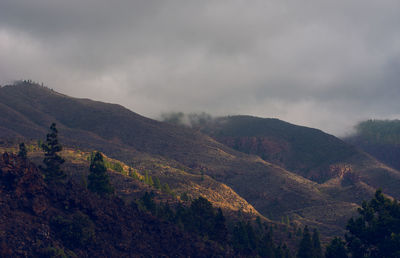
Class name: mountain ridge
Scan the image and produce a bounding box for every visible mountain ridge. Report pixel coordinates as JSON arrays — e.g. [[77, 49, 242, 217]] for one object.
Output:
[[1, 81, 398, 238]]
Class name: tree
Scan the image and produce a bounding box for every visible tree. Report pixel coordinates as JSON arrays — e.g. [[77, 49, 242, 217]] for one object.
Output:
[[41, 123, 66, 182], [128, 167, 139, 180], [325, 237, 348, 258], [153, 177, 161, 189], [297, 226, 313, 258], [312, 229, 323, 258], [87, 152, 113, 196], [140, 192, 156, 214], [17, 142, 27, 159], [345, 189, 400, 258], [213, 208, 228, 243], [189, 196, 215, 236]]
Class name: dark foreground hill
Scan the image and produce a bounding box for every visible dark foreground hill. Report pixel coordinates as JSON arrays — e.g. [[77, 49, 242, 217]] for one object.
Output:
[[0, 152, 227, 257]]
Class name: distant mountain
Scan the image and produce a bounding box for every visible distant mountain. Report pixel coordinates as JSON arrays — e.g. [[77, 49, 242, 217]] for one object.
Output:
[[345, 119, 400, 170], [165, 114, 400, 214], [194, 115, 361, 183], [1, 81, 399, 238]]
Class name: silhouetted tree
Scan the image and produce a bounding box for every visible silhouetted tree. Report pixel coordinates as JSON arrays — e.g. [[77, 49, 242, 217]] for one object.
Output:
[[345, 189, 400, 258], [213, 208, 228, 243], [41, 123, 66, 182], [140, 192, 156, 214], [312, 229, 323, 258], [259, 229, 275, 257], [297, 226, 313, 258], [87, 152, 113, 196], [189, 196, 215, 236], [325, 237, 348, 258], [17, 142, 27, 159]]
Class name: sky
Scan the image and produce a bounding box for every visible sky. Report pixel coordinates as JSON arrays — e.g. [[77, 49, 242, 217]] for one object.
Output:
[[1, 0, 400, 136]]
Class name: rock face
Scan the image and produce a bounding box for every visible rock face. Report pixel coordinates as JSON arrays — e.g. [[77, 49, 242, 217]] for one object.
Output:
[[0, 153, 227, 257]]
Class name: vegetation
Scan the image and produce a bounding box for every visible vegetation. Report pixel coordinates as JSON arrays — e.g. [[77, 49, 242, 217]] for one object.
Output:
[[87, 151, 114, 196], [138, 193, 294, 257], [345, 189, 400, 258], [346, 119, 400, 170], [321, 189, 400, 258], [354, 119, 400, 145], [325, 237, 348, 258], [50, 212, 95, 249], [17, 142, 27, 159], [40, 123, 66, 183], [4, 83, 400, 256]]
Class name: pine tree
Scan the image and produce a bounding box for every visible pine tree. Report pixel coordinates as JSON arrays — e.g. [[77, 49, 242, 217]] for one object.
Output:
[[297, 226, 313, 258], [17, 142, 27, 159], [259, 231, 275, 257], [162, 183, 172, 195], [312, 228, 323, 258], [153, 177, 161, 189], [346, 189, 400, 258], [325, 237, 348, 258], [213, 208, 228, 243], [87, 152, 113, 196], [41, 123, 66, 183], [148, 175, 154, 186], [128, 167, 139, 180]]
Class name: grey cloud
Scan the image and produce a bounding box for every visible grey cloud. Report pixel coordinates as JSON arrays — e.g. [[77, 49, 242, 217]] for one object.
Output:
[[1, 0, 400, 136]]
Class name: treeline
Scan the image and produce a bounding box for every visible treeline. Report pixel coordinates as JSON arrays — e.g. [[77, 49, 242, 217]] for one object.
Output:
[[354, 119, 400, 145], [348, 119, 400, 170], [324, 189, 400, 258], [137, 192, 297, 257]]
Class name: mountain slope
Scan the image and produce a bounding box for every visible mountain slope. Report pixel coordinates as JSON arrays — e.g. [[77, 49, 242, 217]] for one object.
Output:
[[191, 115, 400, 199], [0, 152, 227, 257], [194, 115, 362, 182], [345, 119, 400, 170], [0, 81, 385, 237]]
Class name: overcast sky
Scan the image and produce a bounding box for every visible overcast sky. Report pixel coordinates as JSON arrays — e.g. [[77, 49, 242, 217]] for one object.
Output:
[[1, 0, 400, 136]]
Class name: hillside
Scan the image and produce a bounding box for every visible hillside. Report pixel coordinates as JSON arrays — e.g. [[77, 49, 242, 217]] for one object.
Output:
[[0, 152, 227, 257], [191, 115, 361, 182], [0, 81, 394, 238], [345, 119, 400, 170]]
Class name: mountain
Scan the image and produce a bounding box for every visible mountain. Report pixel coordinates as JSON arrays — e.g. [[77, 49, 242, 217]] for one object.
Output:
[[186, 115, 400, 199], [1, 81, 398, 238], [193, 115, 361, 183], [345, 119, 400, 170]]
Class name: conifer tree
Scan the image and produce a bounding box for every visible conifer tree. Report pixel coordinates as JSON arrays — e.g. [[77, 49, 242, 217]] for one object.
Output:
[[17, 142, 27, 159], [87, 152, 113, 196], [312, 228, 323, 258], [153, 177, 161, 189], [162, 183, 172, 195], [325, 237, 348, 258], [128, 167, 139, 180], [41, 123, 66, 182], [346, 189, 400, 258], [213, 208, 228, 243], [297, 226, 313, 258], [259, 229, 275, 258]]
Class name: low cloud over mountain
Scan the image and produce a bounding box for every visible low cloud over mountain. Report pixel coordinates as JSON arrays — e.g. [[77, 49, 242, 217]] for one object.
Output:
[[1, 0, 400, 135]]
